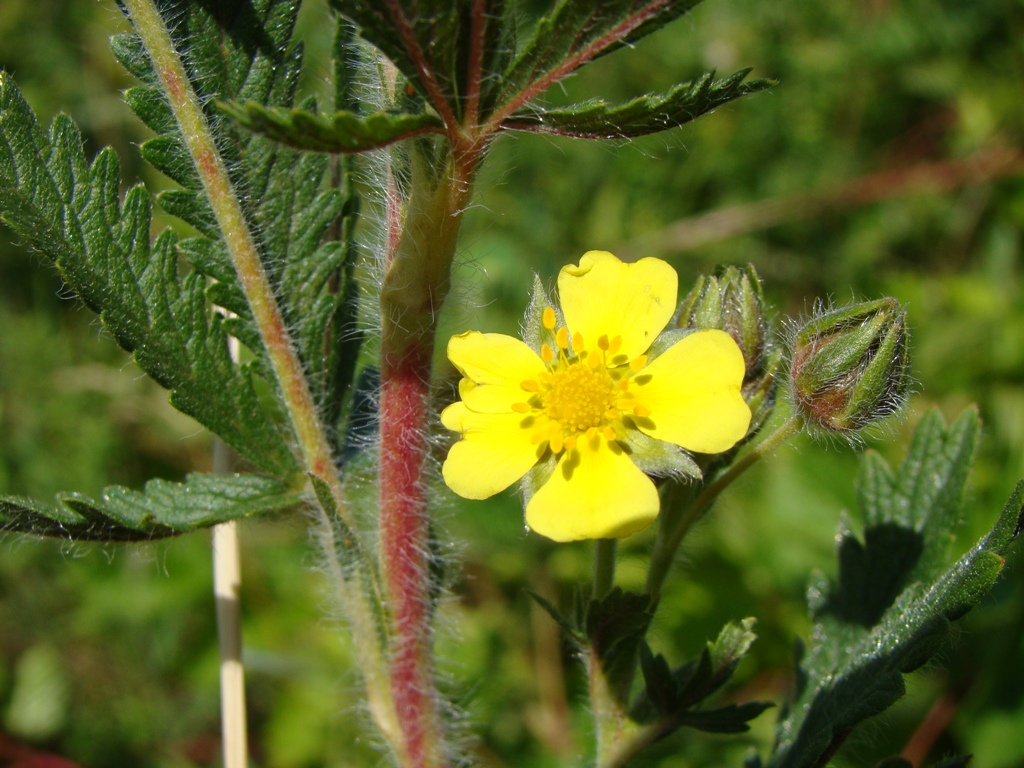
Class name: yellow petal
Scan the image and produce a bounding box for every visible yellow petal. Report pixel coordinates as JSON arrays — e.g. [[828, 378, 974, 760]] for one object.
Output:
[[631, 329, 751, 454], [441, 404, 543, 499], [448, 331, 544, 414], [557, 251, 677, 361], [525, 435, 660, 541]]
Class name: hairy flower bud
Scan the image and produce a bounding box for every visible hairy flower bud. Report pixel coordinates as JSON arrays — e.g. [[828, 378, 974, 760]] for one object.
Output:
[[678, 265, 778, 433], [789, 298, 909, 434]]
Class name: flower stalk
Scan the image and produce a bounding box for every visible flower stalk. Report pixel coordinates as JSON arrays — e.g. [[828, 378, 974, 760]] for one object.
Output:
[[377, 150, 477, 768], [645, 415, 804, 598]]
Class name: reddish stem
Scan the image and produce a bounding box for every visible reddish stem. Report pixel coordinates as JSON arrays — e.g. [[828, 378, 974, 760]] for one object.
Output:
[[380, 341, 440, 768]]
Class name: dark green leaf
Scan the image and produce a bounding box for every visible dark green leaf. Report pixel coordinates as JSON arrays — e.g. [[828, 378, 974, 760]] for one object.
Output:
[[765, 409, 1023, 768], [585, 588, 656, 704], [0, 474, 303, 542], [327, 0, 513, 122], [499, 0, 703, 108], [504, 70, 774, 138], [114, 0, 365, 429], [218, 101, 446, 153], [677, 700, 774, 734], [0, 73, 300, 476], [633, 618, 759, 724]]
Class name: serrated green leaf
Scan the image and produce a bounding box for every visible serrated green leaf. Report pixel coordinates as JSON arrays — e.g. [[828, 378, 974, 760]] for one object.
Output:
[[218, 101, 446, 153], [633, 619, 760, 725], [586, 588, 657, 704], [677, 700, 774, 734], [327, 0, 513, 122], [0, 474, 303, 542], [114, 0, 365, 433], [0, 73, 300, 477], [765, 409, 1023, 768], [504, 69, 774, 138], [500, 0, 703, 106]]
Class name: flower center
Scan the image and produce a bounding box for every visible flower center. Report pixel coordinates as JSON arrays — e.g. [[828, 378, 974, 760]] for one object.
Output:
[[544, 362, 616, 432], [512, 308, 653, 455]]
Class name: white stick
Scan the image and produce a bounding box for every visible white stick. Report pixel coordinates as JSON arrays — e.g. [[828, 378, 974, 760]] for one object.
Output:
[[213, 325, 247, 768]]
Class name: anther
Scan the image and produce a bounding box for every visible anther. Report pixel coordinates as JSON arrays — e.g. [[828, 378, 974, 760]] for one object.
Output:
[[630, 355, 648, 372], [603, 426, 616, 441], [521, 379, 540, 392], [572, 331, 584, 352], [598, 335, 610, 351], [541, 344, 554, 364], [512, 402, 531, 413], [542, 306, 556, 330], [556, 327, 569, 350], [633, 404, 651, 418]]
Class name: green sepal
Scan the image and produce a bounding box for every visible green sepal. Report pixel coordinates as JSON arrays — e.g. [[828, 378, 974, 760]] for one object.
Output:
[[504, 70, 774, 139], [218, 101, 446, 153], [620, 426, 702, 480], [522, 274, 562, 353], [764, 409, 1024, 768], [0, 474, 303, 542]]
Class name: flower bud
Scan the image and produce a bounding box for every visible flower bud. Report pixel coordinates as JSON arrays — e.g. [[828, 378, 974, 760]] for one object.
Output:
[[789, 298, 909, 434], [678, 265, 777, 432]]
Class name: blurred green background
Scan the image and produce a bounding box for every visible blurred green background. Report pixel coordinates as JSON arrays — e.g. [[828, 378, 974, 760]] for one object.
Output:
[[2, 0, 1024, 766]]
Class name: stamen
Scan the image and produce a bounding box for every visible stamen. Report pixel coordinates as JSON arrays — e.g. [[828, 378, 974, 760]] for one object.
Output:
[[609, 336, 622, 355], [598, 334, 610, 351], [555, 327, 569, 350], [512, 402, 531, 413], [549, 432, 564, 454], [603, 426, 616, 441], [630, 355, 648, 372], [541, 344, 554, 364], [572, 331, 585, 352], [586, 426, 600, 441], [587, 351, 603, 370], [521, 379, 540, 392], [633, 404, 651, 418], [542, 306, 556, 330], [618, 380, 630, 392], [563, 435, 577, 451], [604, 408, 620, 421]]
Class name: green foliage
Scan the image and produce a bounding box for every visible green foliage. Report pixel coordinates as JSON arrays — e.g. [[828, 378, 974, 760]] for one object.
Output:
[[758, 409, 1024, 768], [0, 473, 303, 541], [635, 618, 772, 735], [113, 1, 363, 429], [504, 69, 774, 138], [0, 73, 299, 478], [327, 0, 513, 120], [499, 0, 701, 105], [216, 102, 446, 153]]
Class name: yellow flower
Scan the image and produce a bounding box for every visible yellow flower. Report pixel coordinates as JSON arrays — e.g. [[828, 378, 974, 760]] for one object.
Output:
[[441, 251, 751, 542]]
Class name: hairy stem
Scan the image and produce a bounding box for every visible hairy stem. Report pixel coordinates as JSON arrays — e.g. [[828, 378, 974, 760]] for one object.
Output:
[[593, 539, 618, 600], [122, 0, 350, 526], [377, 151, 475, 768], [124, 0, 401, 757], [646, 415, 804, 598]]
